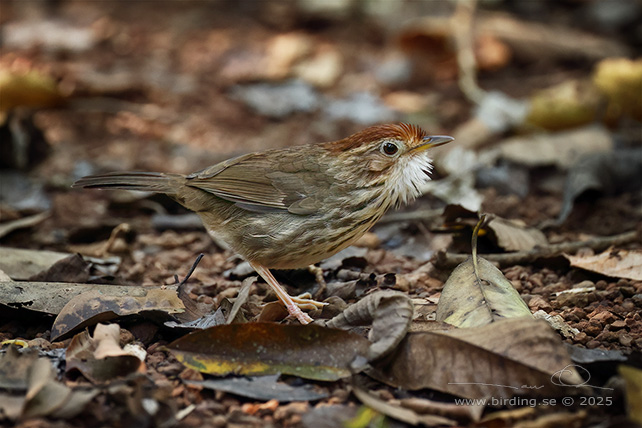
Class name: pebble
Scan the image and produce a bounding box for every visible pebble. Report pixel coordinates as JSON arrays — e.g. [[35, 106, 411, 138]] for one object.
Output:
[[619, 333, 633, 347], [591, 310, 616, 324], [528, 295, 552, 312], [584, 320, 603, 336], [586, 340, 601, 349], [611, 320, 627, 329]]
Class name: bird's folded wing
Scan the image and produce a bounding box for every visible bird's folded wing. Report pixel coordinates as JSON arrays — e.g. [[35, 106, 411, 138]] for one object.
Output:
[[185, 152, 327, 215]]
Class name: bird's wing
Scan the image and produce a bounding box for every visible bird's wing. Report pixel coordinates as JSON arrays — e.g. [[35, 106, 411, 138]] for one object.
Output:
[[185, 151, 329, 215]]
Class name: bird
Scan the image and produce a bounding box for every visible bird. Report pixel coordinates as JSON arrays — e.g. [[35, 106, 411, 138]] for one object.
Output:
[[73, 123, 453, 324]]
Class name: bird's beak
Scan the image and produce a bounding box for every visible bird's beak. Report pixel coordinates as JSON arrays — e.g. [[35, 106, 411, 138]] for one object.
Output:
[[412, 135, 454, 152]]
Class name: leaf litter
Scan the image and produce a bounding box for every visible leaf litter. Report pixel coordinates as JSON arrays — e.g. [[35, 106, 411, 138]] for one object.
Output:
[[1, 1, 641, 427]]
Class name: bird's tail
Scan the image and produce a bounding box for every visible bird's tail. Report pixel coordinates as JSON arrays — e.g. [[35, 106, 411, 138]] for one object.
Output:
[[72, 172, 184, 194]]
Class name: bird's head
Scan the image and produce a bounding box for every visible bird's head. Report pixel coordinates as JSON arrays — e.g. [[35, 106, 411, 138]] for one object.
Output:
[[323, 123, 453, 207]]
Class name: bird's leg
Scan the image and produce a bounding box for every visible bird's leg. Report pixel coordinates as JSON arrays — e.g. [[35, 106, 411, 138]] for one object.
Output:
[[249, 262, 314, 324], [307, 264, 327, 299]]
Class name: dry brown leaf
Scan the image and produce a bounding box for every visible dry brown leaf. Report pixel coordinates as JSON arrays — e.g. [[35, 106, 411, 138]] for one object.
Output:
[[565, 248, 642, 281], [51, 288, 185, 341], [370, 318, 588, 399], [66, 323, 145, 383], [487, 217, 547, 252], [0, 281, 150, 315], [324, 290, 414, 361], [0, 346, 97, 420], [0, 247, 69, 280], [436, 256, 532, 327], [498, 125, 613, 169]]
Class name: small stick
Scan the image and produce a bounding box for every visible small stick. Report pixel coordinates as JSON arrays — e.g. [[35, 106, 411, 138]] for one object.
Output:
[[433, 230, 639, 269], [177, 253, 205, 286]]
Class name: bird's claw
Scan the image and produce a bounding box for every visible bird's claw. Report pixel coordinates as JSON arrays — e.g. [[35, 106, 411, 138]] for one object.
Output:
[[292, 292, 328, 310]]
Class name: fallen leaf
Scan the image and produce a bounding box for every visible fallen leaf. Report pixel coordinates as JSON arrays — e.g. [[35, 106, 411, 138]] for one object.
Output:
[[486, 217, 547, 252], [0, 346, 38, 419], [187, 374, 329, 402], [65, 323, 145, 383], [0, 281, 149, 315], [565, 248, 642, 281], [301, 405, 359, 428], [0, 345, 97, 421], [436, 256, 532, 328], [593, 57, 642, 122], [325, 290, 413, 361], [399, 396, 484, 423], [370, 318, 588, 399], [619, 365, 642, 424], [526, 79, 602, 130], [0, 69, 64, 112], [352, 383, 456, 426], [557, 149, 642, 223], [498, 125, 613, 168], [51, 288, 185, 341], [532, 310, 579, 339], [0, 247, 69, 280], [28, 254, 91, 283], [165, 323, 369, 381]]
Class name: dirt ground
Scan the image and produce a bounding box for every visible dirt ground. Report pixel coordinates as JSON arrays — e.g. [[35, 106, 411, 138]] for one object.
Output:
[[1, 1, 641, 427]]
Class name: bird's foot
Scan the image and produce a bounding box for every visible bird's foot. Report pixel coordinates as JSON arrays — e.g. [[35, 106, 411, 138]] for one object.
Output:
[[291, 292, 328, 310]]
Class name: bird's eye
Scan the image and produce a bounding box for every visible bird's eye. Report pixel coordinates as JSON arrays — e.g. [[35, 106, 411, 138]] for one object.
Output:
[[381, 142, 399, 156]]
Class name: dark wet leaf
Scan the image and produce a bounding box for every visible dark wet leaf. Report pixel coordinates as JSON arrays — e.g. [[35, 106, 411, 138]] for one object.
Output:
[[187, 374, 329, 402], [166, 323, 369, 381], [557, 149, 642, 223]]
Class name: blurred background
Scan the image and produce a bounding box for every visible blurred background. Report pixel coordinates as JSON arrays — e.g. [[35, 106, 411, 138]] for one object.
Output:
[[0, 0, 641, 248]]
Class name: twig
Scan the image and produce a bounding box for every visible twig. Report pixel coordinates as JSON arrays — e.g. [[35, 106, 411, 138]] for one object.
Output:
[[453, 0, 485, 104], [177, 253, 204, 286], [433, 230, 639, 269]]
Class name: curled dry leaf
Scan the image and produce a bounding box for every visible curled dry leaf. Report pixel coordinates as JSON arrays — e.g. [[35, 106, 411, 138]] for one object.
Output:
[[51, 288, 185, 341], [0, 346, 97, 421], [165, 323, 370, 381], [66, 323, 145, 383], [436, 256, 531, 328], [370, 318, 588, 399], [565, 248, 642, 281], [324, 290, 413, 362]]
